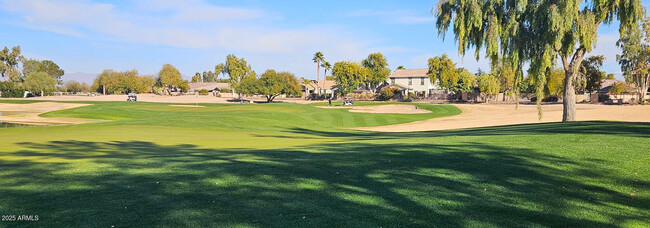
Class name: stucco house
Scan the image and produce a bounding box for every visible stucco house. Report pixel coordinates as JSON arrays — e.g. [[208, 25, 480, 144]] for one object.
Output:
[[386, 69, 442, 97], [188, 82, 230, 93], [302, 80, 337, 98]]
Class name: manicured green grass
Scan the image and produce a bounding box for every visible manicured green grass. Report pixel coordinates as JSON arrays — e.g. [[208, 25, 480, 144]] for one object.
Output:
[[0, 101, 648, 227]]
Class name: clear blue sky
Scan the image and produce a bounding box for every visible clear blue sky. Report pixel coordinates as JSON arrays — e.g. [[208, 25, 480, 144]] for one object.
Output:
[[1, 0, 648, 83]]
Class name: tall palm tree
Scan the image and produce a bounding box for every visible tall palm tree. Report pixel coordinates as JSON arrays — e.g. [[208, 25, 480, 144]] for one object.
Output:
[[321, 61, 332, 95], [312, 52, 324, 94], [322, 61, 332, 78]]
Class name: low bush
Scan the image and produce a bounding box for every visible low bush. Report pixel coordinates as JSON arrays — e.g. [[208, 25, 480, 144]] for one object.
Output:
[[378, 87, 401, 101], [198, 89, 209, 95], [408, 92, 417, 99], [0, 81, 26, 98]]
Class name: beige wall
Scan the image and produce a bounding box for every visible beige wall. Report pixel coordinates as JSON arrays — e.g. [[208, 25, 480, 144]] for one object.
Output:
[[388, 77, 440, 94]]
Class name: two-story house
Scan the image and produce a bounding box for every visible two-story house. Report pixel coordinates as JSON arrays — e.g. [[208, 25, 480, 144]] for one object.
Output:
[[387, 69, 441, 97]]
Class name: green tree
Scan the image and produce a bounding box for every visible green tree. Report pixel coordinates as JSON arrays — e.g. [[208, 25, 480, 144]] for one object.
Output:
[[428, 54, 459, 92], [332, 61, 366, 96], [544, 68, 565, 99], [606, 73, 616, 80], [202, 71, 216, 82], [224, 54, 255, 99], [192, 73, 202, 83], [0, 46, 23, 82], [215, 63, 225, 79], [313, 51, 325, 92], [64, 80, 83, 93], [579, 55, 606, 94], [397, 65, 405, 70], [617, 16, 650, 104], [158, 64, 183, 94], [608, 82, 629, 95], [478, 73, 500, 102], [361, 52, 391, 91], [22, 59, 65, 84], [255, 70, 302, 102], [492, 59, 516, 101], [92, 69, 118, 95], [25, 71, 56, 96], [453, 69, 477, 94], [435, 0, 643, 121]]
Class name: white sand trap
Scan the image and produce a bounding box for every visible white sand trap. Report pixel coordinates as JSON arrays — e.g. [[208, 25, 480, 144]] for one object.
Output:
[[319, 104, 431, 114], [356, 104, 650, 132], [0, 102, 93, 125], [169, 105, 206, 108]]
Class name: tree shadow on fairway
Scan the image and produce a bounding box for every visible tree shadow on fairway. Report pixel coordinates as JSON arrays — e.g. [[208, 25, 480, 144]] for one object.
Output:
[[1, 129, 649, 226], [284, 121, 650, 140]]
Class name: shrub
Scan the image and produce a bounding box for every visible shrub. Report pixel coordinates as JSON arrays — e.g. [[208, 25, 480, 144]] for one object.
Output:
[[378, 87, 401, 101], [198, 89, 209, 95], [0, 81, 26, 98], [408, 92, 417, 99]]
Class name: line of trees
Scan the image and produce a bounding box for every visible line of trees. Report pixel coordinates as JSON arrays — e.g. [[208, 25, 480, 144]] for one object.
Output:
[[435, 0, 644, 120], [0, 45, 68, 97], [426, 53, 610, 103], [90, 64, 190, 95]]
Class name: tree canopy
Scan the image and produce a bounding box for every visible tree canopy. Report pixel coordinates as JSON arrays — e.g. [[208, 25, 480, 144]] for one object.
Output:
[[224, 54, 255, 98], [22, 59, 65, 83], [617, 15, 650, 103], [579, 55, 606, 94], [478, 73, 500, 101], [435, 0, 643, 121], [92, 69, 156, 94], [24, 71, 56, 96], [428, 54, 459, 91], [0, 46, 23, 82], [158, 64, 184, 93], [332, 61, 366, 95], [361, 52, 391, 91]]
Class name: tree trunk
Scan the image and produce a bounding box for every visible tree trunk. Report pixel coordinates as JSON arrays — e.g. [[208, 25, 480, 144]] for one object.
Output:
[[562, 70, 577, 122], [40, 90, 44, 97], [561, 48, 586, 122], [102, 84, 106, 95], [316, 60, 321, 94]]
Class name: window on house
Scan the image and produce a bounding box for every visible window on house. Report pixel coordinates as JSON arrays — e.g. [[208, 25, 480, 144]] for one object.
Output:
[[421, 77, 425, 85], [391, 78, 395, 85], [408, 78, 412, 86]]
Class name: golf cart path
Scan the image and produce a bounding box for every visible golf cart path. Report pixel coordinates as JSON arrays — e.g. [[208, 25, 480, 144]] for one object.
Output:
[[356, 104, 650, 132]]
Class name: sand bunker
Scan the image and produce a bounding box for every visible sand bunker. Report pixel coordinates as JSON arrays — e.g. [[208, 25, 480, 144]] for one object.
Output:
[[356, 104, 650, 132], [169, 105, 206, 108], [0, 102, 93, 125], [318, 104, 431, 114]]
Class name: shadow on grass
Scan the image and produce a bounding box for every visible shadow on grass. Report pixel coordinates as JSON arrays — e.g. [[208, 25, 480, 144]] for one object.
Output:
[[1, 130, 648, 226], [283, 121, 650, 140]]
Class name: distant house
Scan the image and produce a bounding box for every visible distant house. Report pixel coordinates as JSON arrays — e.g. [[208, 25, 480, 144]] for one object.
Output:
[[386, 69, 442, 97], [188, 82, 230, 93], [302, 80, 336, 98], [598, 79, 623, 94]]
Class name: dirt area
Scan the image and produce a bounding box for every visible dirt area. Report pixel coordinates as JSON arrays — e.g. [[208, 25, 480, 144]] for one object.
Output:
[[169, 105, 206, 108], [318, 104, 431, 114], [0, 102, 93, 125], [356, 104, 650, 132]]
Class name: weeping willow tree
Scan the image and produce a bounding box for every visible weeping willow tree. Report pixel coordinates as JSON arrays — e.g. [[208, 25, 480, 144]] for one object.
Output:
[[435, 0, 643, 121]]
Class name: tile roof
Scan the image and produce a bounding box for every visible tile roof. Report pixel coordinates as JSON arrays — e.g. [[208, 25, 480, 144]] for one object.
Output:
[[389, 69, 429, 78]]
